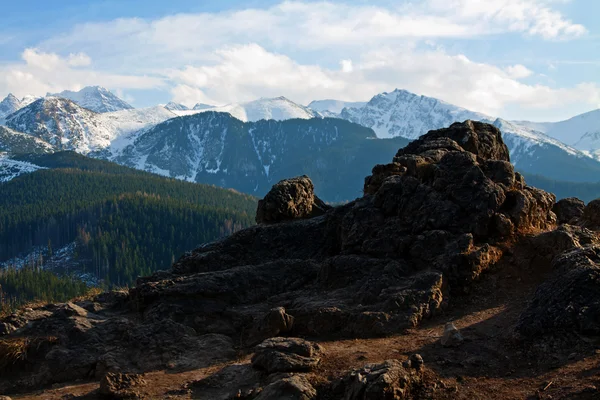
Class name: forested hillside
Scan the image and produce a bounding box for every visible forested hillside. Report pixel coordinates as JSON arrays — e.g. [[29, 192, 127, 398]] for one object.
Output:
[[0, 152, 257, 310]]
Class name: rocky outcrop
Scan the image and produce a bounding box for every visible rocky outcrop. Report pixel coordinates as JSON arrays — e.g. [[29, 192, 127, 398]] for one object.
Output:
[[255, 175, 331, 224], [251, 337, 324, 373], [0, 120, 561, 394], [553, 197, 585, 224], [330, 359, 423, 399]]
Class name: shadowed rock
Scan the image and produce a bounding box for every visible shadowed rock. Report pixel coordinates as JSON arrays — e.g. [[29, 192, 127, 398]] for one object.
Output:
[[553, 197, 585, 224], [256, 175, 331, 224]]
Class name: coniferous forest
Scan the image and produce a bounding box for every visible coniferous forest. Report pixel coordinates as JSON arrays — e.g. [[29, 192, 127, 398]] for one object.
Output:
[[0, 152, 257, 311]]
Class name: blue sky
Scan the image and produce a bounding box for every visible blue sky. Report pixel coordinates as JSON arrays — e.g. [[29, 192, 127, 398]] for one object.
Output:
[[1, 0, 599, 121]]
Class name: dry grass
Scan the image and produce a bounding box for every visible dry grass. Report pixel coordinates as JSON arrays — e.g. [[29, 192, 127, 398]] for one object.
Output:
[[0, 336, 59, 372]]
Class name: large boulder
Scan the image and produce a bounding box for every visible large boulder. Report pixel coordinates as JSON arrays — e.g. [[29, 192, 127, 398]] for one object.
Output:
[[256, 175, 331, 224], [251, 337, 324, 374], [553, 197, 585, 224], [582, 199, 600, 228]]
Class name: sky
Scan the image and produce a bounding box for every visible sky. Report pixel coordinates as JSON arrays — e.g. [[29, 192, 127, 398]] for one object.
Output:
[[0, 0, 599, 121]]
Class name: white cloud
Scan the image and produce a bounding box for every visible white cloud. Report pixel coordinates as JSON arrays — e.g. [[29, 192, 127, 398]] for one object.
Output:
[[0, 48, 163, 99], [340, 59, 354, 73], [0, 1, 595, 120], [67, 52, 92, 67], [505, 64, 534, 79]]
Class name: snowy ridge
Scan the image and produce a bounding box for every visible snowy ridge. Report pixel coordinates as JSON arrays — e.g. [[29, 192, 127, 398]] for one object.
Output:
[[164, 102, 190, 111], [3, 98, 175, 154], [50, 86, 133, 113], [172, 97, 320, 122]]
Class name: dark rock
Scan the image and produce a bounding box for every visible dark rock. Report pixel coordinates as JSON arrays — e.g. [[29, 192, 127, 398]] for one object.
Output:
[[251, 337, 323, 373], [99, 372, 146, 399], [553, 197, 585, 224], [192, 363, 262, 400], [256, 175, 331, 224], [255, 374, 317, 400], [583, 199, 600, 228], [516, 245, 600, 336], [331, 360, 422, 399]]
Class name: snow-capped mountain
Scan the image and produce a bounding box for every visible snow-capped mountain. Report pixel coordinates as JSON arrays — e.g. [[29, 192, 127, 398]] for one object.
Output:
[[333, 89, 600, 182], [514, 110, 600, 159], [3, 97, 175, 154], [111, 111, 402, 200], [308, 99, 367, 117], [194, 97, 320, 122], [50, 86, 134, 113], [0, 94, 22, 119], [164, 102, 189, 111]]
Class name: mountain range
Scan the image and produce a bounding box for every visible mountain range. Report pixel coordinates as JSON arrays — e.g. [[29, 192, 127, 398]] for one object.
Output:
[[1, 86, 600, 201]]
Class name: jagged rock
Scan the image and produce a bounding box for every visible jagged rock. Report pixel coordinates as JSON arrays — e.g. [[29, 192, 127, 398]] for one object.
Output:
[[99, 372, 146, 399], [331, 360, 422, 399], [517, 245, 600, 336], [529, 225, 600, 263], [553, 197, 585, 224], [440, 322, 464, 347], [583, 199, 600, 228], [256, 175, 331, 224], [252, 337, 323, 373], [255, 374, 317, 400]]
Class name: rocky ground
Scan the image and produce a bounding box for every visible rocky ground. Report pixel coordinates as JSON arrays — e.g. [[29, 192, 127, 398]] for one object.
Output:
[[2, 121, 600, 399]]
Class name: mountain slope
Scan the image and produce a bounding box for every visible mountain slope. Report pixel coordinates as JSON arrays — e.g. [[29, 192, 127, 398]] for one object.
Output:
[[337, 89, 600, 183], [0, 152, 256, 289], [0, 155, 45, 183], [0, 126, 54, 155], [51, 86, 133, 113], [111, 112, 407, 201], [0, 94, 22, 119], [164, 102, 189, 111], [3, 98, 175, 154]]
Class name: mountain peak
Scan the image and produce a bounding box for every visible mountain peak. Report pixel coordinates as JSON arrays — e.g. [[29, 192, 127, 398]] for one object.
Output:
[[51, 86, 133, 113], [0, 93, 23, 118]]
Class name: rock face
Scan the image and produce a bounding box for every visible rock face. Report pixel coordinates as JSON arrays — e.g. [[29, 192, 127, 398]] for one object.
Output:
[[517, 244, 600, 336], [0, 120, 561, 394], [331, 359, 423, 399], [251, 337, 324, 373], [256, 175, 331, 224], [553, 197, 585, 224]]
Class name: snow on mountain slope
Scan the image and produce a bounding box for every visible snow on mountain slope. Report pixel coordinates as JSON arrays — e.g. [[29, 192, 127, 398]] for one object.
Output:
[[0, 94, 22, 119], [308, 99, 367, 116], [187, 97, 320, 122], [0, 153, 44, 182], [4, 98, 175, 154], [164, 102, 189, 111], [0, 126, 55, 154], [20, 95, 40, 107], [341, 89, 490, 139], [51, 86, 133, 113]]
